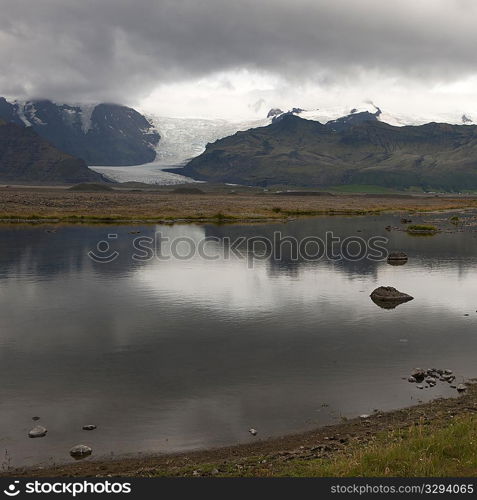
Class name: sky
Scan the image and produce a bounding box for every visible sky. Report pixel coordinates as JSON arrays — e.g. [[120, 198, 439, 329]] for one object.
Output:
[[1, 0, 477, 120]]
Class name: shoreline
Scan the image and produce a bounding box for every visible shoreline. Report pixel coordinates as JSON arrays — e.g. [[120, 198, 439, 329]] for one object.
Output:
[[5, 382, 477, 478], [1, 186, 477, 224]]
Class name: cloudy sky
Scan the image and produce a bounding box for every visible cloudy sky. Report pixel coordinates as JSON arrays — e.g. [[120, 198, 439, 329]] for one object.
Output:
[[1, 0, 477, 120]]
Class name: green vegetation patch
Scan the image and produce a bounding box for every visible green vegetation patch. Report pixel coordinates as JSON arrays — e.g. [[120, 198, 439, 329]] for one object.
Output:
[[407, 224, 439, 234]]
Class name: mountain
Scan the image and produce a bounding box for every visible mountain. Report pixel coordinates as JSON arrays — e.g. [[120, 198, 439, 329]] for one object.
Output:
[[0, 119, 105, 184], [0, 98, 160, 166], [178, 113, 477, 191], [267, 103, 477, 127]]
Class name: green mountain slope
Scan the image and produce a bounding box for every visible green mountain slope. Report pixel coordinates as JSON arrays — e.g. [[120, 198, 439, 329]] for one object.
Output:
[[179, 114, 477, 191]]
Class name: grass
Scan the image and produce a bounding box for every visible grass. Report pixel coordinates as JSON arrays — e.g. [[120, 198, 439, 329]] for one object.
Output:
[[158, 415, 477, 477], [327, 184, 403, 194], [450, 216, 460, 225], [281, 416, 477, 477], [407, 224, 439, 233]]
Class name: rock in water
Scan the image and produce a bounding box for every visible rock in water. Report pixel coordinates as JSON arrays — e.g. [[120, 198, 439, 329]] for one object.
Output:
[[370, 287, 414, 309], [425, 377, 437, 387], [387, 252, 408, 266], [249, 428, 257, 436], [70, 444, 92, 459], [82, 425, 97, 431], [411, 369, 426, 383], [28, 425, 47, 438], [457, 384, 467, 393]]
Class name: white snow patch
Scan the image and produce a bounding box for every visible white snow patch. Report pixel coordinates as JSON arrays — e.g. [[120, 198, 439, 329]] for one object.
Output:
[[12, 101, 33, 126], [77, 104, 96, 133]]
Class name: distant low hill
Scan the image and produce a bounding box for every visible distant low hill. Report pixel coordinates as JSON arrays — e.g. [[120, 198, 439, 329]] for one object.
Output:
[[179, 113, 477, 191], [0, 120, 105, 184], [0, 98, 160, 166]]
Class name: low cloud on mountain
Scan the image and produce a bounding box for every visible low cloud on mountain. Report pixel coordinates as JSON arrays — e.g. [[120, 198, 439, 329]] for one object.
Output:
[[1, 0, 476, 117]]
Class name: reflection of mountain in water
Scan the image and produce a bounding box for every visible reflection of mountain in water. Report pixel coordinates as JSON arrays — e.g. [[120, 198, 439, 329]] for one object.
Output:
[[3, 214, 477, 282]]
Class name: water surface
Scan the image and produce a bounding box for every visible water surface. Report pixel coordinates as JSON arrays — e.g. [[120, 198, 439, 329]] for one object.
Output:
[[0, 214, 476, 467]]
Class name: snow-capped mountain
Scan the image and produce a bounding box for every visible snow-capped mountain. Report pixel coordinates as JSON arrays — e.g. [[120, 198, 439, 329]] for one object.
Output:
[[92, 102, 477, 184], [0, 98, 159, 166], [149, 102, 476, 169], [269, 102, 475, 127], [3, 95, 475, 185]]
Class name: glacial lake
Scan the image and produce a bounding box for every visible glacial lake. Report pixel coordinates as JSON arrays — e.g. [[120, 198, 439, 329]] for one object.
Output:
[[1, 214, 477, 467]]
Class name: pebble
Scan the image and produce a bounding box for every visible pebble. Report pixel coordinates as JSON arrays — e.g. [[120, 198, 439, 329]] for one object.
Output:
[[425, 377, 437, 387], [28, 425, 47, 438], [457, 384, 467, 393], [249, 428, 257, 436], [82, 425, 97, 431]]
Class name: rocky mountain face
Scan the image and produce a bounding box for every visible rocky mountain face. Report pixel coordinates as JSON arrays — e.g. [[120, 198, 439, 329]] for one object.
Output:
[[0, 98, 160, 165], [0, 119, 105, 184], [179, 114, 477, 191]]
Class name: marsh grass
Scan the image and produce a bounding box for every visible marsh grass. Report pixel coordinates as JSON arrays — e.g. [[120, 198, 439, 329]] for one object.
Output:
[[407, 224, 439, 234]]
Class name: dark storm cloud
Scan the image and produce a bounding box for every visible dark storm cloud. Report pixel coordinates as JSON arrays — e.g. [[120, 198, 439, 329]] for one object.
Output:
[[0, 0, 476, 103]]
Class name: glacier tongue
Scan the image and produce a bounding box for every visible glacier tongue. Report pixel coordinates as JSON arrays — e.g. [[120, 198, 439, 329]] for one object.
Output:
[[148, 115, 269, 168], [89, 115, 270, 184]]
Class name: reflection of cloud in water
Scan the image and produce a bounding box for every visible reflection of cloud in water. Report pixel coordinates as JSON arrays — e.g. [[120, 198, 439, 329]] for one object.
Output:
[[134, 236, 477, 318], [1, 216, 477, 466]]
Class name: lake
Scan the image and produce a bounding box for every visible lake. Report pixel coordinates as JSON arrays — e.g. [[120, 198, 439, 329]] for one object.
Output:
[[0, 214, 476, 467]]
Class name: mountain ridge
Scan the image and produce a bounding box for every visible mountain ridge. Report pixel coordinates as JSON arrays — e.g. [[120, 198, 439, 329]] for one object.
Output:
[[177, 114, 477, 191]]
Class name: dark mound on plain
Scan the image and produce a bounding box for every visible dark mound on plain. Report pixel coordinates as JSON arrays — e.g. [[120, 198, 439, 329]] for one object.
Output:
[[171, 186, 205, 194], [69, 183, 114, 192], [277, 191, 334, 197]]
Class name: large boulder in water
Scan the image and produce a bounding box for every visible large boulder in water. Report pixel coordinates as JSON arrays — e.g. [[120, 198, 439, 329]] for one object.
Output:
[[370, 286, 414, 309]]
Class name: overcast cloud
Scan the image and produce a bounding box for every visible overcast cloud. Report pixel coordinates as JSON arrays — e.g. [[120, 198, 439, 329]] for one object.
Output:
[[1, 0, 477, 118]]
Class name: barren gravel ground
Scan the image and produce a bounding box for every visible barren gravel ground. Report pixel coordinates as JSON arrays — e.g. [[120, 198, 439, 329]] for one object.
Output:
[[1, 186, 477, 222]]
